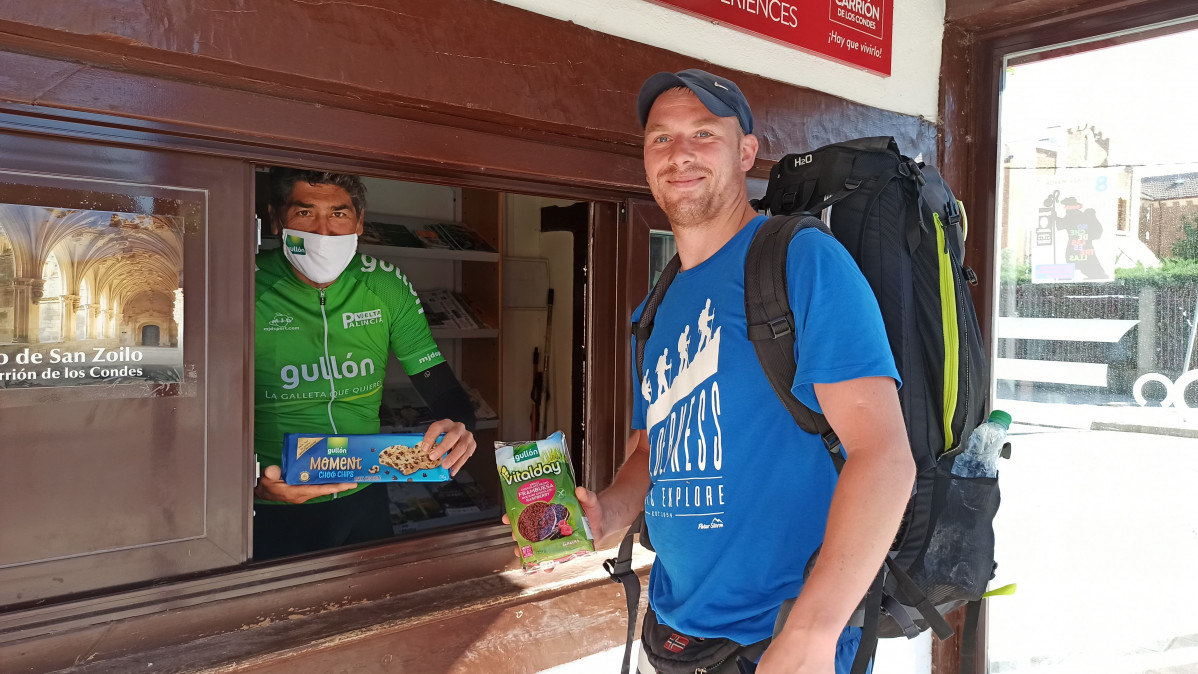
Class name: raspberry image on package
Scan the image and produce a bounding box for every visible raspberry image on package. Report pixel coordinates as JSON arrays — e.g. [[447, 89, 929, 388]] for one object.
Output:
[[535, 504, 570, 541]]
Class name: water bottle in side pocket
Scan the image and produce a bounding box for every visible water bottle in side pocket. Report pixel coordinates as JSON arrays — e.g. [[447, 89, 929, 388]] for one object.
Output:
[[952, 410, 1012, 478]]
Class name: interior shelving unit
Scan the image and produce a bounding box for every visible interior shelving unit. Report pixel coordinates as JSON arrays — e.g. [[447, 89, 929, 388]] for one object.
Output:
[[255, 172, 507, 538], [360, 186, 506, 536]]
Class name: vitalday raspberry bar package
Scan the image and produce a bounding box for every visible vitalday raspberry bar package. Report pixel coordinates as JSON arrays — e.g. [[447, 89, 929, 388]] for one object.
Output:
[[495, 431, 594, 572]]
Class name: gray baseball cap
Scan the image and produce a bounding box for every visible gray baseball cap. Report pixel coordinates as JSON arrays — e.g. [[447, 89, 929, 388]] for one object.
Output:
[[637, 68, 754, 135]]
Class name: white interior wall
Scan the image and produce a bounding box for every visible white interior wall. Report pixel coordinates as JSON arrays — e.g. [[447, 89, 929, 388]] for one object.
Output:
[[361, 178, 456, 220], [492, 0, 946, 119], [502, 194, 579, 443]]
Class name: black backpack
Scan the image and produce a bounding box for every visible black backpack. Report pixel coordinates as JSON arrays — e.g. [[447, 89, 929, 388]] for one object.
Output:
[[605, 137, 1003, 674]]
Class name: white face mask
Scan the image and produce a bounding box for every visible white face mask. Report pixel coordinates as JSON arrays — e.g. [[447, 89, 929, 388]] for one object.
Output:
[[281, 228, 358, 285]]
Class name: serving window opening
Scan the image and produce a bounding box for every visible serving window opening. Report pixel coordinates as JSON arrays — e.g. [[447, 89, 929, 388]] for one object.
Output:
[[250, 166, 587, 561]]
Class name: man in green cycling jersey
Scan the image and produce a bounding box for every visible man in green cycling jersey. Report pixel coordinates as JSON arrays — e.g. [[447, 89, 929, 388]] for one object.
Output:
[[254, 167, 477, 560]]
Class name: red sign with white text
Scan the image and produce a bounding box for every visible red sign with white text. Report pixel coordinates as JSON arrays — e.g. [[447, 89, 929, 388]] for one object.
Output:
[[648, 0, 892, 76]]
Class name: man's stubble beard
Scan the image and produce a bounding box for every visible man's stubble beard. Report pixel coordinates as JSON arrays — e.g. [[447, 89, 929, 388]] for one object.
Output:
[[652, 167, 720, 231], [659, 190, 717, 230]]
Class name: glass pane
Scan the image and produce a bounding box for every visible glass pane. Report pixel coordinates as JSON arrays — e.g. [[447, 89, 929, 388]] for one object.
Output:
[[251, 168, 585, 560], [649, 230, 676, 288], [0, 167, 210, 590], [0, 181, 189, 397], [991, 23, 1198, 673]]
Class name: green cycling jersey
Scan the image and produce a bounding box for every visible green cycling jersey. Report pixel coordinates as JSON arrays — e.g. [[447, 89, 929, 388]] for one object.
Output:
[[254, 248, 444, 503]]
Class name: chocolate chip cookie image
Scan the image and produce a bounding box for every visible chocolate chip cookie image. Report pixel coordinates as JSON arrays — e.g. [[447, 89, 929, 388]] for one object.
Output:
[[378, 443, 440, 475]]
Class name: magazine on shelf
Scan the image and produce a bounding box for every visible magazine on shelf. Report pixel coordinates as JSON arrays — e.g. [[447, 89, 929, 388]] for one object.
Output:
[[378, 385, 437, 431], [387, 483, 445, 524], [362, 221, 425, 248], [412, 225, 453, 249], [359, 222, 387, 246], [418, 290, 455, 329], [427, 223, 461, 250], [359, 220, 493, 252], [378, 381, 496, 434], [454, 293, 490, 329], [430, 223, 497, 253], [431, 289, 480, 329], [386, 470, 500, 533], [463, 384, 498, 422], [429, 480, 482, 512]]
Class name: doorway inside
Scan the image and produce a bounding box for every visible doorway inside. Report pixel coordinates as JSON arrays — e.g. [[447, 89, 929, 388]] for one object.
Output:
[[141, 324, 160, 346]]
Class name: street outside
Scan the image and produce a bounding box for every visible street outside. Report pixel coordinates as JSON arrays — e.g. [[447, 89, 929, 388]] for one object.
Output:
[[987, 397, 1198, 674]]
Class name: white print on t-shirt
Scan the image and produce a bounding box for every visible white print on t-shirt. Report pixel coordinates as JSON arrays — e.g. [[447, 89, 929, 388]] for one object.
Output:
[[645, 299, 722, 431], [642, 299, 726, 528]]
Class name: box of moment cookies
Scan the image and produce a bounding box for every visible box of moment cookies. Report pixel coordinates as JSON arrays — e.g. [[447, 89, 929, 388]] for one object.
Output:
[[282, 433, 450, 485], [496, 431, 594, 572]]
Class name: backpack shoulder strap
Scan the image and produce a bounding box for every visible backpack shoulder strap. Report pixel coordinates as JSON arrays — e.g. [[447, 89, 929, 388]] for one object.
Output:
[[745, 214, 844, 464], [611, 258, 679, 674], [603, 513, 643, 674], [632, 254, 681, 384]]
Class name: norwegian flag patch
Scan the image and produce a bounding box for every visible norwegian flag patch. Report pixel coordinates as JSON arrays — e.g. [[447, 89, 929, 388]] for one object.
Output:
[[664, 633, 690, 653]]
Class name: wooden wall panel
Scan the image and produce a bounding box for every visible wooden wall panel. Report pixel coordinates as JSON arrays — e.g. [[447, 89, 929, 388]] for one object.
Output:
[[0, 0, 937, 169]]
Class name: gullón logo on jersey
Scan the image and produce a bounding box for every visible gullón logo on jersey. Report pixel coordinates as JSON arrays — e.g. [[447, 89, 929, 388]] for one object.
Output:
[[280, 353, 377, 389], [285, 234, 306, 255], [343, 309, 383, 329]]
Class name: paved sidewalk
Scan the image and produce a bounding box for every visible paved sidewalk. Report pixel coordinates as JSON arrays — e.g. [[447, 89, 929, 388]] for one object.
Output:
[[997, 397, 1197, 437], [987, 427, 1198, 673]]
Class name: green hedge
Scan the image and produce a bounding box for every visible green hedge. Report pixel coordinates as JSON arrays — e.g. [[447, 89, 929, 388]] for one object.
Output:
[[999, 250, 1031, 285], [999, 255, 1198, 287], [1113, 258, 1198, 287], [998, 215, 1198, 287]]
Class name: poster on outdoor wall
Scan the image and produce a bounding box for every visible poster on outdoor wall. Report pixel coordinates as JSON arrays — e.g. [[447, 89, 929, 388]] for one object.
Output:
[[646, 0, 893, 76], [0, 175, 191, 391], [1030, 169, 1124, 283]]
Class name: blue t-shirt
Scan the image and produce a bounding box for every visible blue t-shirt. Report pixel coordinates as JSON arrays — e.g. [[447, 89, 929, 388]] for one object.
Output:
[[631, 215, 900, 652]]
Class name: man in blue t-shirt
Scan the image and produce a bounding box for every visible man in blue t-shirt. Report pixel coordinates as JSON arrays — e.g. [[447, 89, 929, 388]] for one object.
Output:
[[576, 70, 916, 674]]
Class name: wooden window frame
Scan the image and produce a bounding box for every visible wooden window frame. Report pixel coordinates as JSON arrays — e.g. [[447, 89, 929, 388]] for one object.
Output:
[[0, 126, 254, 606], [939, 2, 1198, 672], [0, 90, 643, 674]]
